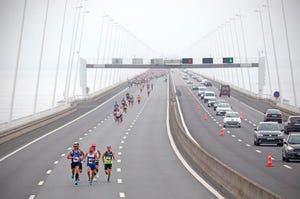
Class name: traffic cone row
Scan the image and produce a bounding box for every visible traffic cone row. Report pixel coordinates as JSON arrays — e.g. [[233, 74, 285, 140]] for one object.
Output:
[[203, 113, 208, 121], [197, 104, 201, 111]]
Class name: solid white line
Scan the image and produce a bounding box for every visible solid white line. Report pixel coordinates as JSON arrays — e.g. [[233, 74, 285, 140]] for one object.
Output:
[[168, 76, 224, 199], [283, 165, 292, 169], [38, 181, 44, 186], [119, 192, 125, 198], [117, 168, 121, 172], [255, 150, 261, 153], [117, 179, 123, 183], [28, 195, 35, 199], [0, 87, 128, 163], [54, 160, 59, 164], [46, 170, 52, 174]]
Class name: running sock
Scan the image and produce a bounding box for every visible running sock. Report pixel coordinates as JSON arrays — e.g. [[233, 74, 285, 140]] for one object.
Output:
[[75, 173, 79, 181]]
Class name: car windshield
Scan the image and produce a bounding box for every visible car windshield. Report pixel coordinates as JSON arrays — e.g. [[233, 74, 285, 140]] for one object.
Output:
[[258, 123, 279, 131], [226, 112, 239, 118], [288, 135, 300, 144], [199, 88, 206, 91], [290, 117, 300, 123], [221, 86, 229, 91], [218, 103, 230, 108], [215, 100, 225, 104], [206, 93, 215, 96]]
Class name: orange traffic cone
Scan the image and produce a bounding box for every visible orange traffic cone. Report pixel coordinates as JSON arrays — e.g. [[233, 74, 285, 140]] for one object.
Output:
[[219, 127, 225, 136], [265, 152, 273, 167], [197, 104, 201, 111], [203, 113, 208, 121], [192, 97, 195, 103], [239, 111, 243, 118]]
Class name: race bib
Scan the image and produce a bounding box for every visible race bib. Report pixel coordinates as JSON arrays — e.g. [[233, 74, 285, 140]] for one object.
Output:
[[89, 158, 94, 163], [73, 157, 79, 162]]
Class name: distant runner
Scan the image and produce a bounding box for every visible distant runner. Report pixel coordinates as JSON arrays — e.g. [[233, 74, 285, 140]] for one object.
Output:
[[137, 94, 141, 104]]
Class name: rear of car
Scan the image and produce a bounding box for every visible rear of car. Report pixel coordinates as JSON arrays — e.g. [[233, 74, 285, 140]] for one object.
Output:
[[207, 99, 216, 107], [213, 99, 226, 111], [216, 103, 231, 116], [284, 116, 300, 134], [219, 85, 230, 97], [264, 109, 282, 123], [282, 133, 300, 162], [254, 122, 284, 146], [198, 87, 207, 98]]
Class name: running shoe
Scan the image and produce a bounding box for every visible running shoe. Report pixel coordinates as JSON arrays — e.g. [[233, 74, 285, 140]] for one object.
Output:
[[71, 174, 74, 179], [74, 180, 78, 185]]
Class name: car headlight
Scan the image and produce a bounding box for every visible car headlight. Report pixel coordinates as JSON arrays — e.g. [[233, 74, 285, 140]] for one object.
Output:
[[257, 133, 263, 137], [287, 146, 294, 151]]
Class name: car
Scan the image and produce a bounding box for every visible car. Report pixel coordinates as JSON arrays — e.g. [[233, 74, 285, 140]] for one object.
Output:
[[182, 75, 188, 80], [213, 99, 226, 111], [254, 122, 284, 146], [282, 133, 300, 162], [197, 86, 207, 98], [216, 103, 232, 116], [196, 77, 202, 82], [203, 91, 216, 103], [192, 85, 198, 90], [207, 99, 216, 107], [223, 112, 241, 128], [201, 79, 207, 84], [264, 109, 282, 123], [219, 84, 230, 97], [283, 116, 300, 134], [186, 80, 193, 84], [205, 81, 213, 87]]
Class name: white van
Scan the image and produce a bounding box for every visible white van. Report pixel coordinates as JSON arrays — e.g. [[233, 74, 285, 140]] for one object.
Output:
[[203, 91, 216, 103]]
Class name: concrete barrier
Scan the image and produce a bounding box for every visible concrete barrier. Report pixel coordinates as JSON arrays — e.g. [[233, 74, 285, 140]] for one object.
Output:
[[168, 74, 283, 199]]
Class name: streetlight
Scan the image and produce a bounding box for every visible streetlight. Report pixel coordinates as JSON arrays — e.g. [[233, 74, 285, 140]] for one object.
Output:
[[254, 8, 273, 96]]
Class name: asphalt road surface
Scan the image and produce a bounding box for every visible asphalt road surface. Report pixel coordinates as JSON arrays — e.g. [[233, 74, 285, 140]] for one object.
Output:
[[0, 77, 218, 199], [173, 70, 300, 199]]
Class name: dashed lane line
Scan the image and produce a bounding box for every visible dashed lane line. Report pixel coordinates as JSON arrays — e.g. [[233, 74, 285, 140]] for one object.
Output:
[[283, 165, 292, 169], [37, 181, 44, 186], [118, 152, 122, 156], [54, 160, 59, 164], [117, 179, 123, 184], [61, 153, 65, 157], [255, 150, 262, 153], [28, 195, 35, 199], [117, 168, 121, 172], [246, 144, 251, 147], [46, 170, 52, 174], [117, 159, 121, 163], [119, 192, 125, 198]]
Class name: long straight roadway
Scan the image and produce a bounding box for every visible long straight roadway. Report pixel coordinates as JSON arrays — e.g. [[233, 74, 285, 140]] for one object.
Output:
[[173, 70, 300, 199], [0, 76, 220, 199]]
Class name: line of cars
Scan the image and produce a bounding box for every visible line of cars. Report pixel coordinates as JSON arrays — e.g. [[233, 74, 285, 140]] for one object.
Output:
[[182, 70, 300, 162]]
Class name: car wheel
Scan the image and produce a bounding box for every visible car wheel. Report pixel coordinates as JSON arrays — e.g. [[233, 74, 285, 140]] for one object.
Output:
[[282, 152, 285, 161], [254, 139, 257, 146], [223, 124, 226, 128], [285, 154, 290, 162], [239, 125, 241, 128]]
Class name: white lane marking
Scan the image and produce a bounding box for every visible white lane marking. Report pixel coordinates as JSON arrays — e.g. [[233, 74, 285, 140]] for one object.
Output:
[[123, 136, 127, 139], [54, 160, 59, 164], [249, 121, 253, 124], [167, 77, 224, 199], [218, 124, 222, 127], [127, 129, 131, 131], [283, 165, 292, 169], [213, 119, 216, 122], [130, 125, 133, 128], [67, 147, 72, 150], [93, 126, 97, 129], [125, 132, 129, 135], [253, 124, 257, 127], [88, 129, 92, 132], [238, 139, 242, 142], [227, 131, 231, 134], [133, 119, 136, 122], [97, 123, 101, 126], [61, 153, 65, 157], [131, 122, 135, 125], [79, 137, 82, 140], [244, 118, 248, 121], [119, 146, 123, 149], [119, 192, 125, 198], [246, 144, 251, 147], [216, 121, 219, 124], [0, 88, 128, 163], [117, 168, 121, 172], [118, 152, 122, 156], [38, 181, 44, 186], [110, 113, 113, 116], [117, 179, 123, 184], [104, 118, 107, 121], [255, 150, 262, 153], [231, 135, 236, 138], [84, 133, 88, 136], [46, 170, 52, 174], [117, 159, 121, 163], [28, 195, 35, 199], [121, 140, 124, 144], [271, 157, 275, 160], [101, 121, 104, 123]]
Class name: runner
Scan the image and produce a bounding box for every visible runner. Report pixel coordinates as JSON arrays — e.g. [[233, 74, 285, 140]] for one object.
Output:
[[85, 146, 97, 185], [137, 94, 141, 104], [91, 144, 101, 180], [115, 108, 122, 125], [67, 142, 84, 185], [151, 83, 153, 90], [102, 145, 115, 182], [129, 95, 134, 107], [147, 88, 151, 96]]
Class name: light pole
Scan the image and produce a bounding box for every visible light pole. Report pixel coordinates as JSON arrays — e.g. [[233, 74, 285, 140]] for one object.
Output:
[[255, 8, 273, 96], [280, 0, 297, 107], [229, 18, 240, 86], [9, 0, 28, 122], [52, 0, 68, 108], [33, 0, 50, 114], [263, 1, 281, 102]]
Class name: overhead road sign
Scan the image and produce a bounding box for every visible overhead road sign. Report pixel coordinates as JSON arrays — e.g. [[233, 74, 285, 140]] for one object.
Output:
[[86, 63, 259, 69], [202, 58, 213, 64], [182, 58, 193, 64], [223, 57, 234, 63]]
